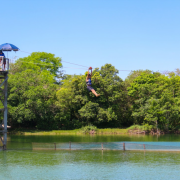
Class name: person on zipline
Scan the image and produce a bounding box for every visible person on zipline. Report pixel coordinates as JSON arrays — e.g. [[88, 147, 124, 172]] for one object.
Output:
[[86, 67, 100, 97]]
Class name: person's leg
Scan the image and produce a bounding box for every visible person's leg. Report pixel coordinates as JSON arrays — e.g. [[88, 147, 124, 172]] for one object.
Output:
[[91, 89, 100, 97]]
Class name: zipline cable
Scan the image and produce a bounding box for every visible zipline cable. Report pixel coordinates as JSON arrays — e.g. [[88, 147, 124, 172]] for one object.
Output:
[[18, 50, 133, 72], [11, 60, 87, 70], [12, 51, 176, 74], [9, 51, 174, 76], [15, 58, 132, 72], [19, 50, 89, 69]]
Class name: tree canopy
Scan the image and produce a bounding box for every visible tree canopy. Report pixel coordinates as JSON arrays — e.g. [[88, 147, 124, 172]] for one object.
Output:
[[6, 52, 180, 132], [10, 52, 62, 78]]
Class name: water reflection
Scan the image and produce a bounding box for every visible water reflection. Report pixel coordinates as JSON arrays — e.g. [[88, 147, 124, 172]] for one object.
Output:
[[1, 134, 180, 180], [7, 134, 180, 143], [1, 150, 180, 180]]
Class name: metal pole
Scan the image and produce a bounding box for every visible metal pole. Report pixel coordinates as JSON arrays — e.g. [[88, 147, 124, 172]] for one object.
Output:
[[3, 73, 8, 150]]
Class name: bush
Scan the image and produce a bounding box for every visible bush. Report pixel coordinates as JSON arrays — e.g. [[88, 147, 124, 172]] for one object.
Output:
[[127, 124, 155, 131], [127, 125, 143, 131], [81, 124, 97, 134]]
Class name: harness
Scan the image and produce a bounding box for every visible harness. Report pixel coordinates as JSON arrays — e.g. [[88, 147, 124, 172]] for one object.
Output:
[[86, 78, 92, 86]]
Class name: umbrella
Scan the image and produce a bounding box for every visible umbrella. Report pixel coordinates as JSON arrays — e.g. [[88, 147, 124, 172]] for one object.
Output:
[[0, 43, 19, 59], [0, 43, 19, 51]]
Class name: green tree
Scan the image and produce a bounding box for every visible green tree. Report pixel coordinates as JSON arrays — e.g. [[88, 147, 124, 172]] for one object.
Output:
[[128, 71, 180, 131], [125, 70, 152, 87], [8, 69, 59, 129], [56, 64, 129, 129], [56, 74, 88, 129], [8, 52, 62, 129], [10, 52, 62, 79]]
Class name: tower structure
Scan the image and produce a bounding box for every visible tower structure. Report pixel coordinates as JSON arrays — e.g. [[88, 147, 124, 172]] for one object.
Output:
[[0, 57, 9, 150]]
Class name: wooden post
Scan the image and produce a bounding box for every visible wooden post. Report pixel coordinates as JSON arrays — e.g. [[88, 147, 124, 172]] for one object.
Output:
[[101, 143, 103, 150], [143, 144, 145, 150], [54, 143, 56, 150], [123, 143, 125, 151], [69, 141, 71, 149]]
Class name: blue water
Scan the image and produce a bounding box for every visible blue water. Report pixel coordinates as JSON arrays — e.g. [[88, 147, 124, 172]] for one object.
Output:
[[1, 134, 180, 180]]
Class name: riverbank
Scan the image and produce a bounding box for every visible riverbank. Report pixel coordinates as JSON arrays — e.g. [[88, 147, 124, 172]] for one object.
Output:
[[8, 127, 180, 135], [8, 128, 128, 135]]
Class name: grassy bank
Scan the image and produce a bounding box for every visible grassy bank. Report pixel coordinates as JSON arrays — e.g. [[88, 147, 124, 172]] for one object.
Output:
[[9, 128, 128, 135]]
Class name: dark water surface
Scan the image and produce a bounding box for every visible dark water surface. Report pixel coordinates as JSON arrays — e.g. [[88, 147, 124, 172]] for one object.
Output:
[[1, 134, 180, 180], [8, 133, 180, 143]]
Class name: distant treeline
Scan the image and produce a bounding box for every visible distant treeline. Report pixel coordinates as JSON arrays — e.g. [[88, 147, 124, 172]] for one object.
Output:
[[6, 52, 180, 131]]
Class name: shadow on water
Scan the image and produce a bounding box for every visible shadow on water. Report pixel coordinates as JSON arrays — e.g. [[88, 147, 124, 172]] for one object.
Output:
[[7, 133, 180, 143], [4, 134, 180, 151]]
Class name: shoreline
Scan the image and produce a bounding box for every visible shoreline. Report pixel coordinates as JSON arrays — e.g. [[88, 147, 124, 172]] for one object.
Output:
[[7, 128, 180, 135], [8, 128, 128, 135]]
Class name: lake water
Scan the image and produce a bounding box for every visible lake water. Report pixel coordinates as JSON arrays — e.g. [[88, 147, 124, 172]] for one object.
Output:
[[1, 134, 180, 180]]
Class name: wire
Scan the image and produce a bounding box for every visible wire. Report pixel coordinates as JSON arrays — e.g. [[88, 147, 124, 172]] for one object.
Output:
[[13, 60, 87, 70], [61, 60, 89, 68], [18, 50, 132, 72], [19, 50, 32, 54], [17, 50, 169, 73], [18, 61, 60, 67], [19, 50, 89, 69], [16, 59, 132, 72], [63, 67, 87, 70]]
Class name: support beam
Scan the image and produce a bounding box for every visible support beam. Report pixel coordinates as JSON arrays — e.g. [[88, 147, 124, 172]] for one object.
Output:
[[3, 73, 8, 150], [0, 59, 9, 150]]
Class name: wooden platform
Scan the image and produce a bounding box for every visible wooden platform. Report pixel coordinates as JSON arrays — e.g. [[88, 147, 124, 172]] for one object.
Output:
[[0, 71, 8, 75]]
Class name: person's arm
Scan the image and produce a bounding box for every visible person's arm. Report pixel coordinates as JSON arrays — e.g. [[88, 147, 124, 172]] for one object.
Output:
[[89, 67, 92, 76], [86, 69, 89, 81], [86, 67, 92, 81]]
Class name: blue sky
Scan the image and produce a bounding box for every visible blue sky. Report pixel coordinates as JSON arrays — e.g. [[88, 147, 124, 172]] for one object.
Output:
[[2, 0, 180, 79]]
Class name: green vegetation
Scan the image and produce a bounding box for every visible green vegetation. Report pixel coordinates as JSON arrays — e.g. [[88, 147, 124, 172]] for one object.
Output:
[[5, 52, 180, 133], [127, 124, 154, 132], [9, 128, 127, 135], [81, 124, 98, 134]]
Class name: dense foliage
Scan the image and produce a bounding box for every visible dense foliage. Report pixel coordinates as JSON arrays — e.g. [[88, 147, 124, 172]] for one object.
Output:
[[5, 52, 180, 132]]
